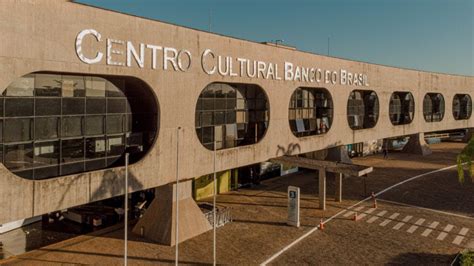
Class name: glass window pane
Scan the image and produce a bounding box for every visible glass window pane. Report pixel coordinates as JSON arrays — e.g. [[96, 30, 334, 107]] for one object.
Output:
[[4, 119, 32, 142], [35, 74, 61, 97], [5, 75, 34, 96], [62, 75, 85, 97], [85, 77, 106, 97], [36, 98, 61, 116], [61, 162, 85, 176], [62, 116, 83, 137], [63, 98, 85, 115], [5, 98, 34, 117], [85, 116, 104, 136], [106, 79, 125, 97], [107, 98, 126, 113], [201, 112, 213, 127], [86, 98, 106, 114], [107, 135, 125, 156], [4, 143, 33, 171], [214, 111, 225, 125], [62, 138, 84, 163], [34, 141, 59, 167], [86, 137, 106, 159], [106, 115, 123, 134], [34, 166, 60, 180], [35, 117, 59, 140], [85, 159, 106, 171]]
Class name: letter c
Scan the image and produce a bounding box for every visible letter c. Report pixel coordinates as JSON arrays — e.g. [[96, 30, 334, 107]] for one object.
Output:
[[201, 49, 216, 75], [75, 29, 104, 64]]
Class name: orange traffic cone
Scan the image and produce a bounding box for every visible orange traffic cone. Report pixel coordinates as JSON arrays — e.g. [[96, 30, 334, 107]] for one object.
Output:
[[319, 219, 325, 230]]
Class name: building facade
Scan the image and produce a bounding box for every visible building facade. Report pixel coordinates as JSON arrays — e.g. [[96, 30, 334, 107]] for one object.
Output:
[[0, 0, 473, 224]]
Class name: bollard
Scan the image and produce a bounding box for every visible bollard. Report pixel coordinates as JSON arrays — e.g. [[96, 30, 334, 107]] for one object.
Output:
[[319, 219, 325, 230], [372, 192, 377, 209], [352, 212, 358, 221]]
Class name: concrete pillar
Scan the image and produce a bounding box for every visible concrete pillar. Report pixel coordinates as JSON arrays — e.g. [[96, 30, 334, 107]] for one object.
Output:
[[462, 128, 474, 143], [402, 133, 432, 156], [319, 169, 326, 210], [335, 173, 342, 202], [326, 145, 352, 164], [132, 180, 212, 246]]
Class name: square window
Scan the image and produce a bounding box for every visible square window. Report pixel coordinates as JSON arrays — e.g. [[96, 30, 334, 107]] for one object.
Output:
[[4, 119, 32, 142], [107, 98, 126, 113], [85, 116, 105, 136], [35, 74, 62, 97], [4, 143, 33, 171], [62, 116, 83, 137], [107, 136, 125, 156], [5, 75, 34, 96], [62, 138, 85, 163], [63, 98, 85, 115], [106, 79, 125, 97], [62, 75, 85, 97], [35, 117, 59, 140], [36, 98, 61, 116], [85, 77, 106, 97], [34, 141, 59, 167], [86, 137, 106, 159], [86, 98, 106, 114], [106, 115, 123, 134], [5, 98, 34, 117]]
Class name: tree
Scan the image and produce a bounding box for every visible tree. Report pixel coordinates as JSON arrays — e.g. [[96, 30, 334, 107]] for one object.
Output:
[[457, 137, 474, 183]]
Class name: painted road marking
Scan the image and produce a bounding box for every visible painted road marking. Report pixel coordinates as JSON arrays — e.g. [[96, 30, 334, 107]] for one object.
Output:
[[393, 215, 412, 230], [354, 206, 365, 212], [260, 164, 464, 265], [393, 222, 405, 230], [377, 210, 387, 217], [437, 225, 454, 241], [358, 213, 367, 220], [380, 213, 400, 227], [402, 215, 413, 222], [444, 224, 454, 232], [367, 216, 379, 224], [437, 232, 448, 241], [389, 213, 400, 219], [365, 208, 376, 214], [459, 227, 469, 236], [407, 218, 425, 234], [453, 236, 465, 245], [343, 211, 354, 218], [421, 221, 439, 237]]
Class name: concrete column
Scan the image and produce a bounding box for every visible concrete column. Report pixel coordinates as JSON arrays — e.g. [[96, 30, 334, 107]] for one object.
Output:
[[319, 169, 326, 210], [462, 128, 474, 143], [132, 180, 212, 246], [335, 173, 342, 202], [402, 133, 432, 156]]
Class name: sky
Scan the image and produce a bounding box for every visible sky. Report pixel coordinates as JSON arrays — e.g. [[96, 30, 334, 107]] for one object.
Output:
[[75, 0, 473, 76]]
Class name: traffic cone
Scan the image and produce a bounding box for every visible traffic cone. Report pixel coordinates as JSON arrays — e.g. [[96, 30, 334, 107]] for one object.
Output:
[[372, 192, 377, 209], [319, 219, 325, 230]]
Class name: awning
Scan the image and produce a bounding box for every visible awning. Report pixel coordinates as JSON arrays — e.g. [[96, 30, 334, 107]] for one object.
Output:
[[271, 156, 373, 177]]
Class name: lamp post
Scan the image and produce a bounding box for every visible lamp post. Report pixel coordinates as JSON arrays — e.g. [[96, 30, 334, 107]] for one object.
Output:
[[123, 145, 142, 266]]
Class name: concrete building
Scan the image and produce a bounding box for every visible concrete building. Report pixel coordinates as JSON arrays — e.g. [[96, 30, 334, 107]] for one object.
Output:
[[0, 0, 473, 244]]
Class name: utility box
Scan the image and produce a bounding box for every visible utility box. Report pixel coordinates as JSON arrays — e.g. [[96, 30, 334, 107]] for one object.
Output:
[[287, 186, 300, 227]]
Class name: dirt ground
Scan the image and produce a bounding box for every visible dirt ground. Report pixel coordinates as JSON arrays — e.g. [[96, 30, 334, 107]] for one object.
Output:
[[1, 142, 473, 265]]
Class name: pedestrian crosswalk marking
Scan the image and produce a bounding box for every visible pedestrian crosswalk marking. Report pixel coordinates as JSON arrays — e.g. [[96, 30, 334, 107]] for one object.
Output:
[[402, 215, 412, 223], [343, 211, 354, 218], [376, 210, 387, 217], [367, 216, 379, 224], [393, 222, 405, 230], [437, 232, 448, 240], [443, 224, 454, 232], [358, 213, 367, 220], [388, 213, 400, 219], [379, 219, 391, 227], [453, 236, 465, 245], [459, 227, 469, 236], [421, 221, 439, 237], [354, 206, 364, 212], [365, 208, 376, 214]]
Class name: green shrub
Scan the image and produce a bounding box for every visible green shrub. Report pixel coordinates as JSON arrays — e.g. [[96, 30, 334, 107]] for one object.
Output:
[[460, 251, 474, 266]]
